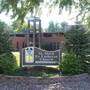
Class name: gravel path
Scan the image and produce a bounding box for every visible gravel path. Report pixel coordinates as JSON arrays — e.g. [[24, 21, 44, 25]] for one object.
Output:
[[0, 74, 89, 90]]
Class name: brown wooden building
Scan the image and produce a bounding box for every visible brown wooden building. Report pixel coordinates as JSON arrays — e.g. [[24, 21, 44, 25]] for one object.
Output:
[[10, 32, 64, 51]]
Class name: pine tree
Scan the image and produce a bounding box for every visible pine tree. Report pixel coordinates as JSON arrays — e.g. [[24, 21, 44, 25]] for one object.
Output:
[[64, 25, 90, 72], [0, 21, 11, 54], [65, 25, 90, 57]]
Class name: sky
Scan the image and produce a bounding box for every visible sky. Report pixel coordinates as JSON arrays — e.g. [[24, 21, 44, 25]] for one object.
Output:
[[0, 6, 79, 29], [40, 6, 79, 28], [0, 12, 12, 25]]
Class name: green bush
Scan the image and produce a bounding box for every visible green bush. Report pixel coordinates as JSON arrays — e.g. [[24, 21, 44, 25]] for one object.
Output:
[[14, 66, 59, 77], [0, 21, 12, 54], [60, 52, 84, 75], [65, 28, 90, 66], [0, 53, 17, 74]]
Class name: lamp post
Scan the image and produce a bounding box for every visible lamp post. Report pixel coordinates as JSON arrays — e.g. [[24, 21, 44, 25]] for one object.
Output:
[[28, 16, 41, 48]]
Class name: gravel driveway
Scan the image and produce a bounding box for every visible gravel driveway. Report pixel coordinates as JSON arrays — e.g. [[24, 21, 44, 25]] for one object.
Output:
[[0, 74, 89, 90]]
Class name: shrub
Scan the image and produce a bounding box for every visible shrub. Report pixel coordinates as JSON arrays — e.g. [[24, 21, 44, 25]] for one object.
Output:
[[64, 26, 90, 74], [14, 66, 59, 76], [0, 21, 12, 54], [0, 53, 17, 74], [60, 52, 84, 75], [65, 27, 90, 64]]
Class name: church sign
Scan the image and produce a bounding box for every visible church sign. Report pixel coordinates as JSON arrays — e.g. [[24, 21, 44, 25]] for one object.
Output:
[[20, 47, 60, 67]]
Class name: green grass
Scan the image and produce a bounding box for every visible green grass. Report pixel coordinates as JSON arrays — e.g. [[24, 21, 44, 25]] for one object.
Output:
[[12, 52, 20, 66]]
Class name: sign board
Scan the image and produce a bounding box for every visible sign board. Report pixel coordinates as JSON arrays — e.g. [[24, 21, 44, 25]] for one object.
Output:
[[20, 47, 60, 66]]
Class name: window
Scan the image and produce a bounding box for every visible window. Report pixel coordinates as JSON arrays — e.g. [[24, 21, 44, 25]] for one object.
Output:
[[56, 42, 60, 49], [16, 42, 19, 50], [52, 42, 56, 50], [43, 33, 52, 37], [22, 42, 25, 48], [29, 34, 33, 37]]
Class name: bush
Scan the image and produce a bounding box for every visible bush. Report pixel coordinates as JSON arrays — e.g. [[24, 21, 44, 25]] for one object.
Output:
[[14, 66, 59, 77], [0, 53, 17, 74], [65, 28, 90, 64], [60, 52, 84, 75], [0, 21, 12, 54]]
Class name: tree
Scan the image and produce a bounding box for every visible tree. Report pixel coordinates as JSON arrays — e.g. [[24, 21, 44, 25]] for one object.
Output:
[[0, 0, 90, 26], [65, 25, 89, 56], [47, 21, 55, 32], [49, 0, 90, 27], [12, 20, 28, 32], [0, 0, 90, 21], [47, 21, 63, 32], [61, 22, 68, 32], [65, 24, 90, 71], [0, 0, 43, 23], [0, 20, 11, 54]]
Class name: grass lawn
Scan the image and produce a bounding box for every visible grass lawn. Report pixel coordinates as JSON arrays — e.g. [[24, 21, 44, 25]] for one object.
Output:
[[12, 52, 20, 66]]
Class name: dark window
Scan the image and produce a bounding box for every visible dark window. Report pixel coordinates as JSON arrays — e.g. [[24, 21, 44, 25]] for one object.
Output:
[[29, 34, 33, 37], [16, 34, 25, 37], [25, 43, 27, 47], [22, 42, 25, 48], [56, 42, 60, 49], [59, 33, 63, 36], [43, 33, 52, 37], [16, 42, 19, 50]]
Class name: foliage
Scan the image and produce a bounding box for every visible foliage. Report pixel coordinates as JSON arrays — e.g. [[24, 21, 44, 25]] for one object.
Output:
[[0, 0, 90, 29], [47, 21, 55, 32], [65, 25, 90, 62], [60, 52, 85, 75], [0, 0, 43, 23], [0, 20, 12, 54], [0, 0, 90, 27], [14, 66, 59, 77], [0, 20, 11, 32], [64, 25, 90, 74], [12, 20, 28, 32], [48, 0, 90, 27], [0, 53, 17, 74], [47, 21, 65, 32], [61, 22, 68, 32]]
